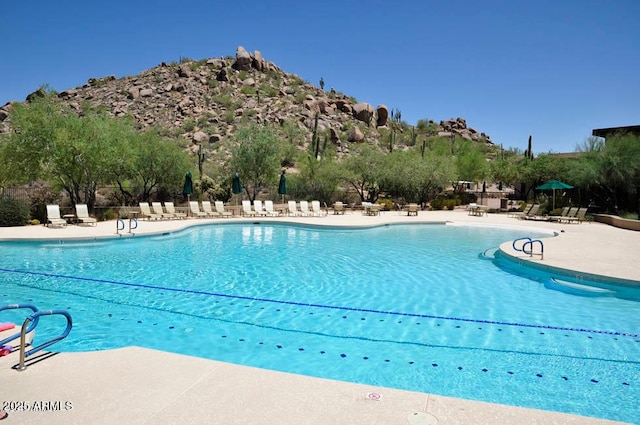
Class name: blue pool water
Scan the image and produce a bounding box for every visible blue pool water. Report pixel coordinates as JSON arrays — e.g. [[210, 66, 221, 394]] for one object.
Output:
[[1, 223, 638, 423]]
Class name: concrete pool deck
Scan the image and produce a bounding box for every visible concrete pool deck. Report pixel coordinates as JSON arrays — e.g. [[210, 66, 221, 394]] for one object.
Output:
[[1, 208, 637, 424]]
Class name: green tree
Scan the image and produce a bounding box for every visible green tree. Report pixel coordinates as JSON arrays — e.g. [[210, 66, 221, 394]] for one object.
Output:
[[230, 124, 282, 201], [342, 145, 385, 202], [291, 156, 344, 204], [1, 93, 123, 208], [381, 149, 455, 206], [600, 133, 640, 213]]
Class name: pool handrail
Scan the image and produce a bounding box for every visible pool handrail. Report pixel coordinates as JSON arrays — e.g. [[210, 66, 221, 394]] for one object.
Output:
[[0, 303, 39, 346], [15, 309, 73, 371], [512, 236, 544, 259]]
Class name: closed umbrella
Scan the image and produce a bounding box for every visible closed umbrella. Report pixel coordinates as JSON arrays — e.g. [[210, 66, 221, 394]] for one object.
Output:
[[232, 173, 243, 205], [182, 171, 193, 201], [277, 171, 287, 202], [536, 179, 573, 210]]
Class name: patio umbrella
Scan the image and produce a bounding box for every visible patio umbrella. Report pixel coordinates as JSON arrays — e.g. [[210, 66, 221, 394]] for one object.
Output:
[[536, 179, 573, 210], [182, 171, 193, 201], [232, 173, 243, 205], [277, 171, 287, 202]]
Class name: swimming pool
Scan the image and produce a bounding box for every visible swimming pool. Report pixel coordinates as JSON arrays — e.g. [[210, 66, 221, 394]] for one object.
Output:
[[1, 223, 638, 423]]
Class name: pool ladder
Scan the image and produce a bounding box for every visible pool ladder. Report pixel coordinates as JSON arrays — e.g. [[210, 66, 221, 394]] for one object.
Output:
[[0, 303, 73, 371], [116, 217, 138, 236], [513, 237, 544, 259]]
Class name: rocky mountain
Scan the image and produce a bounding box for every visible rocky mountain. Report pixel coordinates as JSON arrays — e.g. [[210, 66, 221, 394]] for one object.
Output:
[[0, 46, 494, 160]]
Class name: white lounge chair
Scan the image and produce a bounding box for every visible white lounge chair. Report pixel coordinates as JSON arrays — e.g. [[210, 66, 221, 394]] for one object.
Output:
[[139, 202, 161, 220], [152, 202, 176, 219], [189, 201, 207, 218], [252, 200, 269, 216], [164, 202, 186, 219], [287, 200, 301, 217], [311, 200, 326, 217], [46, 204, 67, 227], [242, 200, 257, 217], [263, 200, 280, 217], [201, 201, 220, 218], [75, 204, 97, 226], [299, 201, 311, 216], [214, 201, 233, 218]]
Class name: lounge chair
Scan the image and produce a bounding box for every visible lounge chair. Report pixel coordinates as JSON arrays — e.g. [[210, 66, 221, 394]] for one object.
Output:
[[138, 202, 162, 220], [252, 200, 269, 216], [549, 207, 570, 222], [152, 202, 175, 219], [299, 201, 312, 217], [164, 202, 186, 219], [46, 204, 67, 227], [263, 200, 280, 217], [407, 203, 419, 216], [332, 202, 346, 215], [287, 200, 301, 217], [242, 200, 257, 217], [564, 207, 588, 224], [518, 204, 540, 220], [510, 203, 533, 218], [75, 204, 97, 226], [311, 201, 326, 217], [201, 201, 221, 218], [555, 207, 578, 223], [189, 201, 208, 218], [362, 202, 380, 216], [214, 201, 233, 218]]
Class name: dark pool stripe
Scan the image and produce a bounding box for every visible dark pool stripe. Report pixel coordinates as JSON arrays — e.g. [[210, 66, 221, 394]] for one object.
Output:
[[1, 267, 638, 338]]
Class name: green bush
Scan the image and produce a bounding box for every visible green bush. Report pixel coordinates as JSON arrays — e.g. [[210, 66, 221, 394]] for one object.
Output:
[[377, 198, 393, 211], [444, 199, 457, 210], [0, 195, 30, 227], [430, 198, 445, 210]]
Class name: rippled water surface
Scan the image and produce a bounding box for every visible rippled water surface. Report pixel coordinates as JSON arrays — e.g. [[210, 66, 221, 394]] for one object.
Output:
[[1, 223, 638, 423]]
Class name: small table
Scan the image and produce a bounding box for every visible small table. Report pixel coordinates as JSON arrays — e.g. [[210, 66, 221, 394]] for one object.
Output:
[[62, 214, 76, 224]]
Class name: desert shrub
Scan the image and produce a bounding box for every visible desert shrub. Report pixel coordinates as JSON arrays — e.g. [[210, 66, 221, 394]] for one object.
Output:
[[377, 198, 393, 211], [30, 219, 40, 225], [430, 197, 445, 210], [0, 195, 30, 227], [101, 209, 116, 221], [444, 199, 457, 210], [240, 85, 256, 96]]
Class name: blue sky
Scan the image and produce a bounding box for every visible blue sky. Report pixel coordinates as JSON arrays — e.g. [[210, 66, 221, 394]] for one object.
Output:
[[2, 0, 638, 153]]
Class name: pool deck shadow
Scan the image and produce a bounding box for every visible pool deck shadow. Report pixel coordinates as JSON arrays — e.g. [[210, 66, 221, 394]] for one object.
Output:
[[1, 209, 637, 424]]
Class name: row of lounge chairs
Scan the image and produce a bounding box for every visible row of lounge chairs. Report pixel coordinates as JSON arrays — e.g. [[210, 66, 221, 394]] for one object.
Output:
[[46, 204, 96, 227], [138, 202, 187, 220], [512, 204, 587, 223]]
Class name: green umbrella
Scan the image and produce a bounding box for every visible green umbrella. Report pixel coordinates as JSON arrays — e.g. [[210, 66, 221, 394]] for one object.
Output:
[[277, 171, 287, 202], [232, 173, 243, 205], [232, 173, 243, 194], [182, 171, 193, 200], [536, 179, 573, 210]]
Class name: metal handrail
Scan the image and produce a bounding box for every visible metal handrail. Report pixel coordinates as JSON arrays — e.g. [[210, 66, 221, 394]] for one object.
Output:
[[0, 303, 39, 346], [116, 218, 125, 235], [512, 237, 532, 252], [129, 217, 138, 233], [16, 310, 73, 371], [523, 239, 544, 259]]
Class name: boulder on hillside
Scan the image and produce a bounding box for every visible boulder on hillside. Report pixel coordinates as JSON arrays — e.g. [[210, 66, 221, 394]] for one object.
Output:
[[216, 67, 229, 82], [376, 104, 388, 127], [193, 131, 209, 143], [233, 46, 253, 71], [353, 102, 374, 125], [253, 50, 266, 72], [348, 126, 365, 142], [178, 64, 192, 78]]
